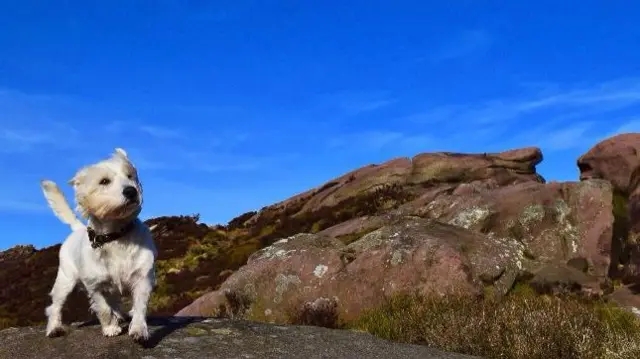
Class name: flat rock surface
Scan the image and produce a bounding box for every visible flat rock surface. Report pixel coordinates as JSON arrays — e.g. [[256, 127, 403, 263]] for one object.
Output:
[[0, 317, 481, 359]]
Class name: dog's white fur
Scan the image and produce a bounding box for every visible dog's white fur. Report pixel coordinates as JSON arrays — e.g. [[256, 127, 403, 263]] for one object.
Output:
[[41, 148, 157, 341]]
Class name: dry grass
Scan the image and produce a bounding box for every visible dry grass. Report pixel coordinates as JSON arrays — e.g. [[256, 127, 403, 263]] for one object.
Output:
[[352, 285, 640, 359]]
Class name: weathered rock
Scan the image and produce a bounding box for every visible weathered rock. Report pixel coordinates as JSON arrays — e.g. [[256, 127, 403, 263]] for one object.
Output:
[[577, 133, 640, 195], [178, 175, 620, 321], [0, 317, 481, 359], [246, 147, 544, 224], [578, 133, 640, 283], [176, 217, 524, 321], [403, 179, 615, 280]]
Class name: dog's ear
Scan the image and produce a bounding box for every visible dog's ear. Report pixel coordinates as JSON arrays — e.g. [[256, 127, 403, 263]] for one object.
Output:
[[114, 148, 128, 159], [68, 175, 79, 187], [68, 168, 87, 187]]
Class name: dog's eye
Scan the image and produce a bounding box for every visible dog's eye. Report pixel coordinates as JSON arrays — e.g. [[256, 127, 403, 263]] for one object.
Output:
[[99, 178, 111, 185], [127, 174, 133, 180]]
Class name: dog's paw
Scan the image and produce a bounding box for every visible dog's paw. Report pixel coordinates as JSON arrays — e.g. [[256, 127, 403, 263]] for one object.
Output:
[[128, 322, 149, 342], [45, 325, 66, 338], [102, 324, 122, 337]]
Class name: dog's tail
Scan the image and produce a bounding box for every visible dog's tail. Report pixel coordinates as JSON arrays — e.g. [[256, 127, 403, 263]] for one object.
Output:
[[40, 180, 85, 231]]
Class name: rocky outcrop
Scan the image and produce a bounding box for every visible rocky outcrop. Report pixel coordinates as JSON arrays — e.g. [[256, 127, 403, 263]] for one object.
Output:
[[578, 133, 640, 285], [177, 179, 615, 320], [0, 317, 480, 359], [176, 217, 526, 321], [177, 144, 621, 321], [577, 133, 640, 194], [245, 147, 544, 225]]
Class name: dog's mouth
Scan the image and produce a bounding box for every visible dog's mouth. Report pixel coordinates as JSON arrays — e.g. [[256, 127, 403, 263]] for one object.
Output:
[[113, 199, 141, 218], [125, 198, 140, 205], [124, 200, 141, 212]]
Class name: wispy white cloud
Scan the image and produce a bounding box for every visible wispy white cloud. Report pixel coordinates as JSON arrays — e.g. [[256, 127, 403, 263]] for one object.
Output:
[[0, 129, 54, 145], [408, 78, 640, 126], [328, 130, 434, 153], [314, 91, 396, 116], [430, 30, 492, 62], [612, 119, 640, 134], [104, 121, 185, 139], [0, 200, 47, 213], [0, 124, 81, 153], [138, 125, 185, 139], [508, 121, 597, 152], [181, 151, 300, 173], [407, 79, 640, 125], [126, 146, 299, 174], [340, 78, 640, 156]]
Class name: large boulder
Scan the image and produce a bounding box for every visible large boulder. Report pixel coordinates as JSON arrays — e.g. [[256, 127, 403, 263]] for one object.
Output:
[[402, 179, 615, 280], [577, 133, 640, 195], [578, 133, 640, 283], [176, 217, 524, 321]]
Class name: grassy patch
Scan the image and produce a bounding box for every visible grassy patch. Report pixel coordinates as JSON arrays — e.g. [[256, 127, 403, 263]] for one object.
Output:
[[351, 288, 640, 359]]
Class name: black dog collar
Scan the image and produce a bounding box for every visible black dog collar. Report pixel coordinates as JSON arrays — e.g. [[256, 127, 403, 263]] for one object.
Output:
[[87, 221, 136, 249]]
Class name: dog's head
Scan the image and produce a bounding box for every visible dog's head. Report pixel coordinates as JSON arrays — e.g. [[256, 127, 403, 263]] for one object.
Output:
[[69, 148, 143, 220]]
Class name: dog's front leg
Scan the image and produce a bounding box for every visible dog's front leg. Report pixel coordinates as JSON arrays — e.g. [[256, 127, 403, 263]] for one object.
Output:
[[88, 289, 123, 337], [128, 276, 152, 342], [104, 291, 129, 322]]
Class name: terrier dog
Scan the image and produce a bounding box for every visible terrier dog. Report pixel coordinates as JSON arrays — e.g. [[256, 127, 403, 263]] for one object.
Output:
[[40, 148, 157, 341]]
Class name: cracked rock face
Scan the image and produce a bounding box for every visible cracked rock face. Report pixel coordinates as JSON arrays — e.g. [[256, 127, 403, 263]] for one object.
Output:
[[178, 179, 616, 322], [176, 212, 586, 321], [578, 133, 640, 284]]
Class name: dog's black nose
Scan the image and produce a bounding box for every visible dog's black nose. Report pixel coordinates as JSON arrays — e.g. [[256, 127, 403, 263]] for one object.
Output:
[[122, 186, 138, 200]]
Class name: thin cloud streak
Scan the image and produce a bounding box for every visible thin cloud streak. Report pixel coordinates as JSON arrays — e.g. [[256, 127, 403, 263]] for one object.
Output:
[[138, 125, 185, 139], [408, 78, 640, 125], [0, 200, 47, 213], [328, 130, 434, 153]]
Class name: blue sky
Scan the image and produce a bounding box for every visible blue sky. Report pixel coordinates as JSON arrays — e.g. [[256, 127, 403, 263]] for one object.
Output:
[[2, 1, 640, 250]]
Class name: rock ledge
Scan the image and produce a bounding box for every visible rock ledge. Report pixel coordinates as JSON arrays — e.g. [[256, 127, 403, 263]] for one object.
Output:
[[0, 316, 480, 359]]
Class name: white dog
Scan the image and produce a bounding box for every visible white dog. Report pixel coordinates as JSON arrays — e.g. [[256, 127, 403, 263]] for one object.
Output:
[[40, 148, 157, 342]]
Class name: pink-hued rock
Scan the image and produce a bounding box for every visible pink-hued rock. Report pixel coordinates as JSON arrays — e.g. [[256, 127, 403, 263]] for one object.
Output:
[[403, 179, 615, 279], [176, 218, 524, 321], [177, 135, 640, 323], [577, 133, 640, 194], [577, 133, 640, 283], [244, 147, 545, 226]]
